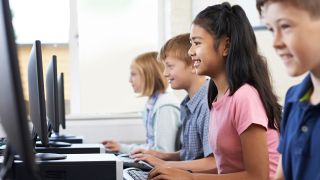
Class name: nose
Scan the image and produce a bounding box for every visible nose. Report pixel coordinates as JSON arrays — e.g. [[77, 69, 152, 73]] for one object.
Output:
[[163, 67, 169, 77], [188, 45, 195, 58], [272, 31, 285, 50]]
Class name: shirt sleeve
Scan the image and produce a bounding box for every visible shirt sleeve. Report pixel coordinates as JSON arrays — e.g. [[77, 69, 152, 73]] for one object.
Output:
[[197, 101, 212, 157], [233, 86, 268, 135], [152, 105, 181, 152]]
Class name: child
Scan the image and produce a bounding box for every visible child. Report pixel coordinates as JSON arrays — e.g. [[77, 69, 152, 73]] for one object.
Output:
[[102, 51, 181, 153], [131, 33, 215, 172], [148, 2, 281, 180], [257, 0, 320, 179]]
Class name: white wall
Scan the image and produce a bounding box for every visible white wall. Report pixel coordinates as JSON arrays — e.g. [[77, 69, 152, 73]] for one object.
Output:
[[0, 114, 146, 144], [62, 113, 145, 143]]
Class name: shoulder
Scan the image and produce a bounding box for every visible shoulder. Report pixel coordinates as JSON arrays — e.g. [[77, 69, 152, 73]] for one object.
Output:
[[232, 84, 260, 102], [155, 91, 180, 109], [284, 75, 312, 104]]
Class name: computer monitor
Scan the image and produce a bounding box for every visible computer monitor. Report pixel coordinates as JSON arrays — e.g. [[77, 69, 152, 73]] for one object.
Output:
[[28, 40, 70, 148], [46, 55, 60, 134], [0, 0, 40, 178], [55, 72, 77, 139], [58, 73, 66, 129], [28, 40, 49, 146]]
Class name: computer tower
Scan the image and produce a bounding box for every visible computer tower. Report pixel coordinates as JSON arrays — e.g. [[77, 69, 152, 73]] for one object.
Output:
[[3, 154, 123, 180]]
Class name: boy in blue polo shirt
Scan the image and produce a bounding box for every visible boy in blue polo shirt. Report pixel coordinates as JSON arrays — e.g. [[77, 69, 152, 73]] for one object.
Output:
[[131, 33, 215, 172], [257, 0, 320, 179]]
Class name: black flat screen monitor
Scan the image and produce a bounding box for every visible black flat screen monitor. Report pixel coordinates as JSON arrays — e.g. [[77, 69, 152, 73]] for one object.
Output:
[[0, 0, 40, 178], [46, 55, 60, 134], [28, 40, 50, 146], [58, 73, 66, 129]]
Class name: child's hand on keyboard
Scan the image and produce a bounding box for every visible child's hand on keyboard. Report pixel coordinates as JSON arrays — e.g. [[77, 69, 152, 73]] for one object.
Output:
[[130, 153, 165, 167], [130, 149, 166, 160], [148, 166, 193, 180]]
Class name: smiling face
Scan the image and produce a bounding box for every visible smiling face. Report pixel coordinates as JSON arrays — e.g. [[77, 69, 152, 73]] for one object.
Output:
[[188, 24, 228, 79], [129, 64, 143, 93], [263, 2, 320, 76], [163, 56, 193, 90]]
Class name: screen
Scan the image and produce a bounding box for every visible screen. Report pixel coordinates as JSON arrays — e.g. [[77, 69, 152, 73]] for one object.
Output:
[[58, 72, 66, 129], [28, 40, 49, 146], [46, 55, 60, 133], [0, 0, 39, 177]]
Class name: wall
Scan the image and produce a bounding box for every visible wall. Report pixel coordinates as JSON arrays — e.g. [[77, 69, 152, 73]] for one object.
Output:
[[0, 114, 146, 144], [61, 113, 145, 143]]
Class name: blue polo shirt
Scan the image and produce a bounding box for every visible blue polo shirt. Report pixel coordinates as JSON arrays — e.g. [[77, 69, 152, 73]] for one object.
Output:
[[279, 74, 320, 180], [179, 80, 212, 160]]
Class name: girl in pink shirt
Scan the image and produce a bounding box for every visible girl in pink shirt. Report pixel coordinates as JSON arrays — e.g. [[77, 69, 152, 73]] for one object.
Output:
[[148, 2, 281, 180]]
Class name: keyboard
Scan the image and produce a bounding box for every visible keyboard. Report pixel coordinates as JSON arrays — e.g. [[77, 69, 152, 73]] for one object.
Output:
[[123, 168, 148, 180], [117, 154, 153, 171]]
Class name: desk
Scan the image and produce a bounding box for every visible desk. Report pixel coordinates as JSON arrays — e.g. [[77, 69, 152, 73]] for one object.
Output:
[[35, 143, 105, 154]]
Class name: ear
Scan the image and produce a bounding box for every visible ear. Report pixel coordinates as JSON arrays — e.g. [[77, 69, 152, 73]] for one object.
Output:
[[222, 37, 230, 57]]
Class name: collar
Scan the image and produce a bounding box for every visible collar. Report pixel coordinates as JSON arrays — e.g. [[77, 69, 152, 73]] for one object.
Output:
[[286, 74, 313, 103], [181, 80, 208, 114], [146, 92, 159, 110]]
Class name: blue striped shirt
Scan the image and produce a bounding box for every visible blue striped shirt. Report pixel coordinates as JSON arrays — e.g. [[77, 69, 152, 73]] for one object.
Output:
[[180, 80, 212, 160]]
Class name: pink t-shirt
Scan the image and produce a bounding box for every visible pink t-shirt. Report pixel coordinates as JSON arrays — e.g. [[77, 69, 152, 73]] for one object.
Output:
[[209, 84, 279, 179]]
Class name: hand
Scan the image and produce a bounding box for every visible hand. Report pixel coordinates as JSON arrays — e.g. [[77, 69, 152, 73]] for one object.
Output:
[[101, 140, 120, 152], [130, 153, 165, 167], [148, 166, 193, 180], [131, 148, 164, 159]]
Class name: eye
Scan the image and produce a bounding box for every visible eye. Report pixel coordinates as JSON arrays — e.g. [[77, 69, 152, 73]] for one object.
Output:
[[280, 24, 290, 30], [194, 41, 201, 46]]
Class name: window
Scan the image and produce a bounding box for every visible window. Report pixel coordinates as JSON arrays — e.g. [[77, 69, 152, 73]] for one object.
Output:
[[9, 0, 70, 113]]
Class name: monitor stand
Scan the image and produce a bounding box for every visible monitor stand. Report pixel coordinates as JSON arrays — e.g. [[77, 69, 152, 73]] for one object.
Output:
[[49, 132, 84, 144], [51, 133, 76, 138], [35, 140, 71, 147]]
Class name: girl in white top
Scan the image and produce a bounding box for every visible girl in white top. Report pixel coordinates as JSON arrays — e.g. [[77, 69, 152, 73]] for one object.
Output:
[[102, 52, 181, 153]]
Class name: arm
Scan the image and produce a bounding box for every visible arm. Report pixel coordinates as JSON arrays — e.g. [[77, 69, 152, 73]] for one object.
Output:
[[164, 154, 216, 172], [130, 148, 180, 161], [152, 105, 181, 152], [274, 156, 284, 180], [149, 124, 269, 180], [133, 153, 216, 172]]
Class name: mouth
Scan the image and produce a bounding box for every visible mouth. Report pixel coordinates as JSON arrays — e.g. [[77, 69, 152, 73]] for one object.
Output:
[[193, 59, 201, 68], [279, 53, 293, 63], [168, 79, 174, 84]]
